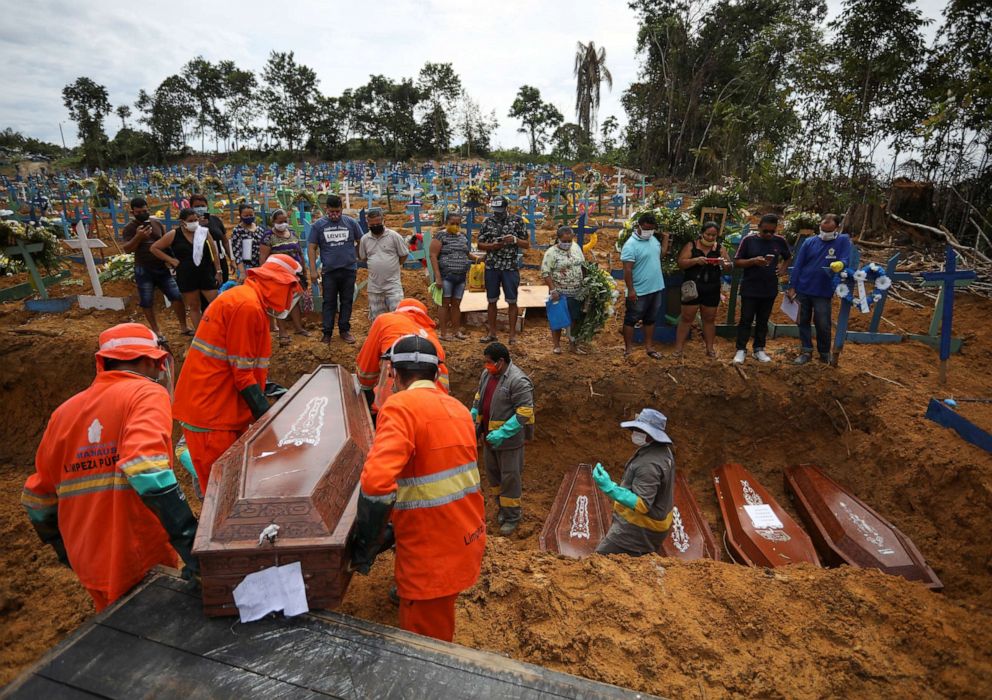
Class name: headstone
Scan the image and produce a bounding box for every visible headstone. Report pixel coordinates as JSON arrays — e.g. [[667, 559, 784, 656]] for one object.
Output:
[[64, 221, 129, 310]]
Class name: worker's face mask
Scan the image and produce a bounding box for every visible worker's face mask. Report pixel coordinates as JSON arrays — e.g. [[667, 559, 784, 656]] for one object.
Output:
[[485, 361, 501, 375], [631, 431, 648, 447]]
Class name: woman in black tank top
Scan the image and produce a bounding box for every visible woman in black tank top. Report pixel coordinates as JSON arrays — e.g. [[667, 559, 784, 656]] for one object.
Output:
[[673, 221, 732, 358], [150, 208, 221, 329]]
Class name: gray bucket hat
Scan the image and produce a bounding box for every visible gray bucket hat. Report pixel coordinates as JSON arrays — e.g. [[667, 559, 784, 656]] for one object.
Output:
[[620, 408, 672, 444], [490, 196, 508, 210]]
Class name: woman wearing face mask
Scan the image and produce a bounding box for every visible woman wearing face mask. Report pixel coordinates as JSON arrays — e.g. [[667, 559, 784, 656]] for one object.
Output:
[[540, 226, 588, 354], [231, 204, 264, 281], [673, 221, 732, 358], [430, 211, 480, 341], [786, 213, 851, 364], [151, 208, 221, 330], [260, 209, 310, 345]]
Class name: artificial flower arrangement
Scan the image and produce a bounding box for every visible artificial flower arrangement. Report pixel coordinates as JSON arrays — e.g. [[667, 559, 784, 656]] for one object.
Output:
[[0, 219, 64, 271], [831, 261, 892, 312], [782, 211, 821, 244], [615, 205, 699, 273]]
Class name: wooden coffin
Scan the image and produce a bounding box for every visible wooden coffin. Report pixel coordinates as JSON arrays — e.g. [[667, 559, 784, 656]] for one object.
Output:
[[713, 463, 820, 568], [660, 471, 721, 561], [539, 464, 615, 557], [192, 364, 374, 616], [784, 464, 943, 590]]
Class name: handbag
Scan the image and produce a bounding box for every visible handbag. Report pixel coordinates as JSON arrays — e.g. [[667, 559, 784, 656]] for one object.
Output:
[[546, 295, 572, 331], [681, 280, 699, 304]]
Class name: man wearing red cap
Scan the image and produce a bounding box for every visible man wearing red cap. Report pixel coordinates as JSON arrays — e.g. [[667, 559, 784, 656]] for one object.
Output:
[[173, 254, 303, 490], [354, 298, 449, 413], [21, 323, 199, 610]]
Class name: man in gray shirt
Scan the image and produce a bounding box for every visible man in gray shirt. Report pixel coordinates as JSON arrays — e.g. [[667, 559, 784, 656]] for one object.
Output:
[[358, 208, 408, 319], [593, 408, 675, 555]]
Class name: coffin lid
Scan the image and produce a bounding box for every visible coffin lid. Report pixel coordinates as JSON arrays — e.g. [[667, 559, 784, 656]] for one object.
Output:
[[661, 471, 721, 561], [713, 463, 820, 568], [785, 464, 942, 590], [539, 464, 614, 558], [193, 364, 374, 554]]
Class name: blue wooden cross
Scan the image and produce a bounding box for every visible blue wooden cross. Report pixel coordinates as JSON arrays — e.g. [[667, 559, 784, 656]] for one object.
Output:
[[921, 245, 976, 384], [830, 246, 861, 363], [574, 212, 598, 249], [845, 252, 914, 344], [406, 203, 425, 236]]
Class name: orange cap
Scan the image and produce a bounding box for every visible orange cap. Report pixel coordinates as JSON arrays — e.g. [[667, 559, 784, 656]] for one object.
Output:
[[95, 323, 168, 370]]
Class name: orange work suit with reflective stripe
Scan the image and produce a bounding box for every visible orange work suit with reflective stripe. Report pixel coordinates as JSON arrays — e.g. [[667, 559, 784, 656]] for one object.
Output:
[[174, 283, 270, 433], [22, 371, 177, 609], [355, 307, 450, 403], [360, 382, 485, 605]]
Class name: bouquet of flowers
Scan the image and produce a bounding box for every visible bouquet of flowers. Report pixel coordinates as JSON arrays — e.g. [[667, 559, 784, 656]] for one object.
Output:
[[0, 219, 64, 271], [616, 206, 698, 273], [99, 254, 134, 282], [782, 211, 820, 244], [463, 185, 485, 206], [202, 175, 225, 192], [690, 183, 743, 222], [574, 262, 619, 342]]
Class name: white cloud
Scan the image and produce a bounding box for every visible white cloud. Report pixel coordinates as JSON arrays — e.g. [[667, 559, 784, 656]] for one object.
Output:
[[1, 0, 946, 153]]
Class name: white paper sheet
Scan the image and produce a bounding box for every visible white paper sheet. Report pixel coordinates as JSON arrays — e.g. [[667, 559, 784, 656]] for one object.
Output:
[[241, 238, 253, 261], [780, 296, 799, 322], [232, 561, 309, 623], [744, 504, 784, 530]]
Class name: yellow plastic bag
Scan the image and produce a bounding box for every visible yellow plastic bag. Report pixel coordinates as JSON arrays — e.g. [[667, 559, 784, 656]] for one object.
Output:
[[468, 261, 486, 291]]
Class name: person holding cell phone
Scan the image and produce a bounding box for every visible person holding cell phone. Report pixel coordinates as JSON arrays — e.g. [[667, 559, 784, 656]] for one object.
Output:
[[732, 213, 791, 364], [674, 221, 732, 358], [231, 203, 265, 281]]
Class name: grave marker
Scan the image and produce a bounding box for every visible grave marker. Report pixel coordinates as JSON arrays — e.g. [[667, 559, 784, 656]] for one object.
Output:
[[920, 246, 976, 384], [64, 221, 129, 310]]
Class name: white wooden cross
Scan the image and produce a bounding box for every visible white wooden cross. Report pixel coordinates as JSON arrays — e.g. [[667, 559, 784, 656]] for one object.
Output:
[[65, 221, 129, 310], [341, 180, 352, 212]]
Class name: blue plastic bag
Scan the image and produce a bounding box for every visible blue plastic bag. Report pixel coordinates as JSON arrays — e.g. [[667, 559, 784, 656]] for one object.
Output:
[[546, 296, 571, 331]]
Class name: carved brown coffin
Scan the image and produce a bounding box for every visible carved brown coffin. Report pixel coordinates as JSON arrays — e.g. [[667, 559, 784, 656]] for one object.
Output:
[[539, 464, 615, 557], [784, 464, 943, 590], [192, 364, 374, 616], [713, 463, 820, 568], [660, 472, 721, 561]]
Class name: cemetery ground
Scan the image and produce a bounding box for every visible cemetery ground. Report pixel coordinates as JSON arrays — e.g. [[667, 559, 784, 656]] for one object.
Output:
[[1, 218, 991, 698]]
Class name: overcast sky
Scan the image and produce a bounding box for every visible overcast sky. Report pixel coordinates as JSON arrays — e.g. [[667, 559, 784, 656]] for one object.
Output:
[[1, 0, 949, 153]]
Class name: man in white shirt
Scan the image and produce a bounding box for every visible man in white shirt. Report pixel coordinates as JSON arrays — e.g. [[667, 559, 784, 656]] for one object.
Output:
[[359, 208, 408, 319]]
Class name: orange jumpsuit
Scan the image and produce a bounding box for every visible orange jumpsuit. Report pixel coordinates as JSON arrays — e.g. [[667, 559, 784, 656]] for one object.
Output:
[[355, 299, 449, 410], [21, 371, 178, 610], [173, 281, 270, 487], [360, 381, 486, 641]]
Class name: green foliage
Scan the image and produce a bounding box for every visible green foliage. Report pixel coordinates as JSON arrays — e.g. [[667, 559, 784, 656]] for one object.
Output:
[[0, 220, 64, 271], [0, 128, 66, 159], [616, 206, 699, 273], [782, 211, 821, 243], [62, 76, 111, 167], [261, 51, 318, 153], [508, 86, 564, 155], [690, 184, 744, 223]]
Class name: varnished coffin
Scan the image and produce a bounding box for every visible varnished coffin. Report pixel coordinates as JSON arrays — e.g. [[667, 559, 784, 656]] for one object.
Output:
[[539, 464, 615, 557], [785, 464, 942, 590], [660, 472, 721, 561], [713, 463, 820, 568], [192, 364, 374, 616]]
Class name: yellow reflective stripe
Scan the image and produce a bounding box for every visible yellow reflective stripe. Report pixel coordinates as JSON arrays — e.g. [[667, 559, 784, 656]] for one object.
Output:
[[119, 455, 170, 476], [191, 338, 269, 370], [634, 496, 650, 514], [357, 369, 380, 380], [438, 373, 450, 390], [190, 338, 227, 360], [488, 486, 501, 496], [395, 464, 481, 510], [488, 419, 505, 430], [20, 488, 57, 508], [499, 496, 521, 507], [515, 406, 535, 424], [57, 474, 130, 498], [229, 354, 269, 370], [613, 503, 673, 532]]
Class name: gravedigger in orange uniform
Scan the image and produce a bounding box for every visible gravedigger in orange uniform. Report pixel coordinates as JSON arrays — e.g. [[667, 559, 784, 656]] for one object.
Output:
[[21, 323, 198, 610], [351, 335, 485, 642], [354, 298, 449, 413], [173, 254, 302, 492]]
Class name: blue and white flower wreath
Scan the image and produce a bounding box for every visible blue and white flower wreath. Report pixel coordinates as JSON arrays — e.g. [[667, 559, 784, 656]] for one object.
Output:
[[832, 262, 892, 313]]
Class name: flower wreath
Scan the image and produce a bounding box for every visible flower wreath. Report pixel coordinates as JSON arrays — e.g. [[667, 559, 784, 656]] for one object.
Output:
[[832, 261, 892, 313]]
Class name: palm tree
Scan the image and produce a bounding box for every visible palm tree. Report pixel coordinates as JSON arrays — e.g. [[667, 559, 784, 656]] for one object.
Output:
[[115, 105, 131, 131], [574, 41, 613, 144]]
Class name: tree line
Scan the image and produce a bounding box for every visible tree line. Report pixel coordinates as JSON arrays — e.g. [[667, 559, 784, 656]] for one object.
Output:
[[54, 43, 623, 170]]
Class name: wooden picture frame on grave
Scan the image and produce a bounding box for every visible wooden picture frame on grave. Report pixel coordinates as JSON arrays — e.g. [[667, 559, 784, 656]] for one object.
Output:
[[699, 207, 728, 236]]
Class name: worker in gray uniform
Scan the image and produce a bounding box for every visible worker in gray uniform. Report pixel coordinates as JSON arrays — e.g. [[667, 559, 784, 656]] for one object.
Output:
[[593, 408, 675, 555], [471, 342, 534, 536]]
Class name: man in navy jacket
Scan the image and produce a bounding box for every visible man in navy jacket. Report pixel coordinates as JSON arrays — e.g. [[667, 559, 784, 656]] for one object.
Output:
[[787, 214, 852, 364]]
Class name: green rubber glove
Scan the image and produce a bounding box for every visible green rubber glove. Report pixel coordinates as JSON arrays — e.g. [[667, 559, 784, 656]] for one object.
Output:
[[471, 407, 479, 423], [140, 483, 200, 578], [350, 491, 395, 575], [592, 463, 640, 511], [486, 414, 522, 448]]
